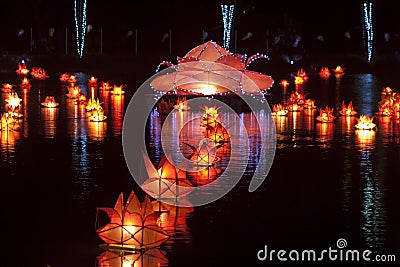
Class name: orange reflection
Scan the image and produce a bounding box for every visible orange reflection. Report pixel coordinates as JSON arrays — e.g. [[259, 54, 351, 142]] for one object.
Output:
[[152, 200, 193, 234], [97, 248, 168, 267], [87, 121, 107, 139], [22, 89, 29, 138], [111, 94, 124, 136], [355, 129, 376, 145], [41, 107, 57, 138], [316, 121, 335, 144]]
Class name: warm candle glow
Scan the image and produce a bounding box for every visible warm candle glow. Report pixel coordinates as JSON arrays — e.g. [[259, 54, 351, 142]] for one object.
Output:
[[339, 101, 358, 116], [41, 96, 59, 108], [355, 115, 376, 130], [319, 67, 331, 79], [316, 106, 336, 123]]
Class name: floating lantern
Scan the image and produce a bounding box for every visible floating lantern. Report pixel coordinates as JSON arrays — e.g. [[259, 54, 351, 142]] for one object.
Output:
[[16, 62, 29, 76], [1, 83, 14, 93], [31, 67, 49, 80], [5, 92, 22, 111], [333, 65, 345, 77], [280, 79, 289, 89], [66, 85, 81, 98], [204, 122, 230, 144], [296, 68, 308, 80], [339, 101, 358, 116], [59, 73, 71, 83], [88, 76, 98, 87], [142, 153, 194, 199], [288, 91, 306, 106], [271, 104, 288, 116], [201, 105, 221, 127], [304, 99, 317, 109], [376, 104, 393, 117], [355, 115, 376, 130], [67, 75, 77, 85], [111, 84, 125, 95], [294, 75, 305, 85], [319, 67, 331, 79], [0, 112, 18, 131], [173, 97, 190, 111], [381, 86, 393, 97], [88, 107, 107, 122], [187, 140, 220, 167], [96, 191, 169, 251], [316, 106, 336, 123], [20, 77, 31, 89], [76, 93, 88, 105], [41, 96, 59, 108], [86, 98, 103, 115], [100, 81, 112, 90]]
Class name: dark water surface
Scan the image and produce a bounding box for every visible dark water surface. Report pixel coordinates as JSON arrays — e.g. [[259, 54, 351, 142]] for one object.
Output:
[[1, 68, 399, 267]]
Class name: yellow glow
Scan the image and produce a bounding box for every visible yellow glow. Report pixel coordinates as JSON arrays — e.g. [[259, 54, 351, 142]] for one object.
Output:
[[280, 79, 289, 88], [199, 84, 218, 95], [111, 85, 125, 95], [355, 115, 376, 130]]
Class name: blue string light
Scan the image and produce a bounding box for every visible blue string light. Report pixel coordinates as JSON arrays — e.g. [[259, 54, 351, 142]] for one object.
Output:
[[221, 4, 235, 51], [74, 0, 87, 58], [362, 2, 373, 63]]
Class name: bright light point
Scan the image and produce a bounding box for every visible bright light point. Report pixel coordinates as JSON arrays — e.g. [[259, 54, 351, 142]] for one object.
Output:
[[221, 4, 235, 50], [200, 84, 218, 95], [362, 2, 373, 63], [290, 60, 294, 65]]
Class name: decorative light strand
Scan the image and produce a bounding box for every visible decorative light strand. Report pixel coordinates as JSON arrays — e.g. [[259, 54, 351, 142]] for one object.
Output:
[[74, 0, 87, 58], [362, 2, 373, 63], [221, 5, 235, 51]]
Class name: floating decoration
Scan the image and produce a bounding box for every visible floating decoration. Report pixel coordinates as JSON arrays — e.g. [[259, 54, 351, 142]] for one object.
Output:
[[88, 76, 98, 87], [280, 79, 289, 89], [316, 106, 336, 123], [204, 122, 230, 144], [271, 104, 288, 116], [142, 153, 194, 199], [0, 112, 19, 131], [173, 97, 190, 111], [201, 106, 221, 128], [288, 91, 306, 106], [355, 115, 376, 130], [100, 81, 112, 90], [376, 104, 393, 117], [66, 85, 81, 98], [86, 98, 103, 115], [76, 93, 88, 104], [294, 75, 305, 85], [339, 101, 358, 116], [67, 75, 77, 85], [96, 191, 169, 251], [333, 65, 345, 77], [20, 77, 31, 89], [111, 84, 125, 95], [185, 140, 220, 167], [88, 107, 107, 122], [1, 83, 14, 93], [319, 67, 331, 79], [5, 92, 22, 111], [60, 73, 71, 83], [381, 86, 394, 97], [41, 96, 59, 108], [16, 62, 29, 76], [304, 99, 317, 110], [31, 67, 49, 80]]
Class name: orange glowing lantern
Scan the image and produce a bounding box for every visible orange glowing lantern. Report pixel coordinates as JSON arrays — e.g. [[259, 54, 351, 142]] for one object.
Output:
[[142, 153, 194, 199], [31, 67, 49, 80], [333, 65, 345, 77], [59, 73, 71, 83], [5, 92, 22, 111], [88, 107, 107, 122], [294, 75, 305, 85], [186, 139, 220, 167], [66, 85, 81, 98], [296, 68, 308, 80], [88, 76, 98, 87], [381, 86, 393, 97], [16, 63, 29, 76], [204, 122, 230, 144], [271, 104, 288, 116], [355, 115, 376, 130], [41, 96, 59, 108], [100, 81, 112, 90], [304, 99, 317, 109], [111, 84, 125, 95], [280, 79, 289, 89], [0, 113, 18, 131], [376, 104, 393, 117], [173, 97, 190, 111], [20, 77, 31, 89], [319, 67, 331, 79], [67, 75, 77, 85], [1, 83, 14, 93], [76, 93, 88, 105], [86, 98, 103, 115], [339, 101, 358, 116], [316, 106, 336, 123], [288, 91, 306, 105], [201, 105, 221, 127], [96, 191, 169, 251]]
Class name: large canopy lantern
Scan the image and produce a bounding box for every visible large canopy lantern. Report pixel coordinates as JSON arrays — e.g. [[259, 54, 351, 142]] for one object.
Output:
[[152, 41, 274, 97]]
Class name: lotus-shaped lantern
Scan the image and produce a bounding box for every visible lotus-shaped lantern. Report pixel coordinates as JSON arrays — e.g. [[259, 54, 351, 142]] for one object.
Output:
[[376, 104, 393, 117], [173, 97, 190, 111], [59, 73, 71, 83], [185, 139, 221, 167], [271, 104, 288, 116], [100, 81, 112, 90], [333, 65, 345, 77], [41, 96, 59, 108], [355, 115, 376, 130], [201, 105, 221, 127], [20, 77, 31, 89], [316, 106, 336, 123], [86, 98, 103, 115], [0, 113, 18, 131], [319, 67, 331, 79], [75, 93, 88, 105], [66, 85, 81, 98], [204, 122, 230, 144], [31, 67, 49, 80], [304, 99, 317, 109], [339, 101, 358, 116], [111, 84, 125, 95], [2, 83, 14, 93], [67, 75, 77, 85], [88, 107, 107, 122], [142, 153, 194, 200], [96, 191, 169, 251], [280, 79, 289, 89], [88, 76, 98, 87], [16, 63, 29, 76], [5, 92, 22, 111]]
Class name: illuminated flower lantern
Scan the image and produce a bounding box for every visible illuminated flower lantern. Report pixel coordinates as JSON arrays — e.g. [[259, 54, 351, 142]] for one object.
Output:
[[5, 92, 22, 111], [297, 68, 308, 80], [376, 104, 393, 117], [96, 191, 169, 251], [271, 104, 288, 116], [333, 65, 345, 77], [280, 79, 289, 89], [66, 85, 81, 98], [86, 98, 103, 115], [287, 91, 305, 111], [41, 96, 59, 108], [294, 75, 305, 86], [205, 122, 230, 144], [173, 97, 190, 111], [187, 139, 220, 167], [111, 84, 125, 95], [88, 76, 98, 87], [16, 62, 29, 76], [151, 41, 274, 97], [89, 107, 107, 122], [100, 81, 112, 90], [381, 86, 393, 97], [339, 101, 358, 116], [355, 115, 376, 130], [97, 248, 168, 267], [201, 105, 221, 127], [67, 75, 77, 85], [20, 77, 31, 89], [2, 83, 14, 93], [319, 67, 331, 79], [59, 73, 71, 83], [316, 106, 336, 123], [142, 153, 194, 199], [31, 67, 49, 80], [0, 112, 17, 131], [76, 93, 88, 104], [304, 99, 317, 110]]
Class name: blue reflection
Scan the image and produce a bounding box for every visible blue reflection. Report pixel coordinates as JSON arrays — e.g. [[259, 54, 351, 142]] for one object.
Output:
[[352, 74, 381, 116]]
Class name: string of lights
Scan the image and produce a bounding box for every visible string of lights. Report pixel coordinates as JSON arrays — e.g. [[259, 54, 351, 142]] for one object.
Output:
[[362, 2, 373, 63], [74, 0, 87, 58], [221, 5, 235, 51]]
